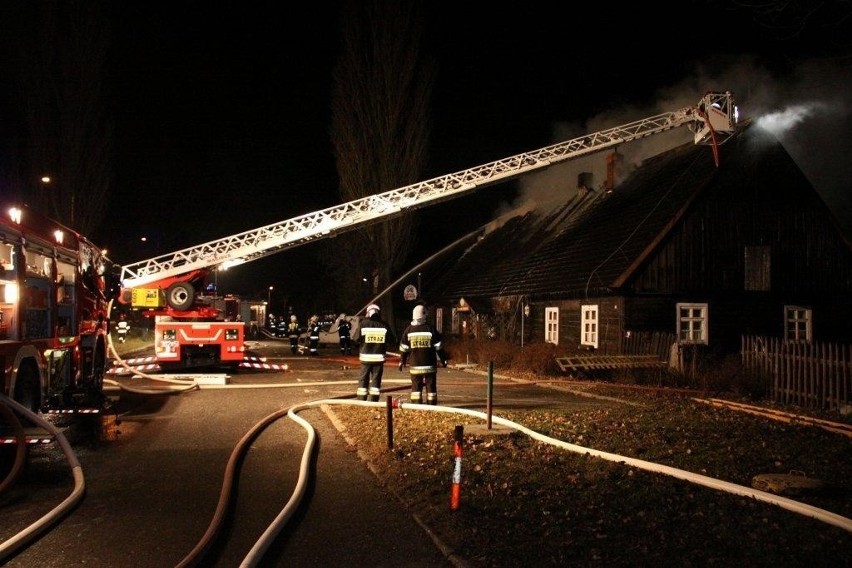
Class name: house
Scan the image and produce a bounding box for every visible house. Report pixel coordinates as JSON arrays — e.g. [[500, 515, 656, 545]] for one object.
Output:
[[422, 121, 852, 361]]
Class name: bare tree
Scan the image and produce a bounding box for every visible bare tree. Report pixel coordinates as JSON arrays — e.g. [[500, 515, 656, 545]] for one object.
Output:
[[0, 1, 113, 235], [328, 0, 435, 322]]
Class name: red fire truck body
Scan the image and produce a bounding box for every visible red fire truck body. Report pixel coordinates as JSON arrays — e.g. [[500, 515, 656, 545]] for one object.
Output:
[[0, 203, 114, 423], [154, 318, 245, 370]]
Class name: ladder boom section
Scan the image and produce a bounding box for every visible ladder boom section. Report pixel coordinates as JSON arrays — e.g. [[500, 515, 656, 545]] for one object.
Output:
[[120, 92, 735, 289]]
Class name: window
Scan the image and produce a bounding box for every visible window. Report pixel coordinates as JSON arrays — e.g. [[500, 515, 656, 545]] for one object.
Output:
[[744, 246, 770, 291], [545, 307, 559, 345], [435, 307, 444, 334], [677, 303, 708, 344], [451, 308, 460, 334], [581, 304, 598, 348], [1, 243, 14, 271], [784, 305, 812, 342]]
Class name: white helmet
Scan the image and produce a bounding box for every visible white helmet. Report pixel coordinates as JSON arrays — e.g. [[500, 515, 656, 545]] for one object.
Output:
[[290, 315, 297, 322], [412, 304, 427, 324], [366, 304, 380, 318]]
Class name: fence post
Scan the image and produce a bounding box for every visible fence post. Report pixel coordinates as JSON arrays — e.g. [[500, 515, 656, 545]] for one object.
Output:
[[386, 396, 395, 449], [487, 361, 494, 430]]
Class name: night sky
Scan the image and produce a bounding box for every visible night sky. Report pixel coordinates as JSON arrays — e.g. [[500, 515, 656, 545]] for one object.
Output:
[[5, 2, 852, 306]]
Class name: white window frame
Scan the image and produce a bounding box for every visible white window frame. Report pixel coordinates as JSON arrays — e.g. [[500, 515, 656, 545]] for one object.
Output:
[[784, 305, 812, 343], [580, 304, 598, 348], [676, 302, 708, 345], [544, 307, 559, 345]]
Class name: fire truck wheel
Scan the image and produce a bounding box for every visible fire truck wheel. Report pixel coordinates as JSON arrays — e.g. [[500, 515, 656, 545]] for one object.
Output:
[[14, 361, 41, 413], [166, 281, 195, 311]]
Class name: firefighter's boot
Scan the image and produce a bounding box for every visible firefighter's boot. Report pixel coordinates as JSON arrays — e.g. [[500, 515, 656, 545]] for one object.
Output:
[[368, 387, 380, 402]]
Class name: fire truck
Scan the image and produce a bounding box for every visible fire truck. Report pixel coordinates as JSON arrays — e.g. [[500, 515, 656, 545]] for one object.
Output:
[[117, 91, 738, 370], [0, 203, 115, 424]]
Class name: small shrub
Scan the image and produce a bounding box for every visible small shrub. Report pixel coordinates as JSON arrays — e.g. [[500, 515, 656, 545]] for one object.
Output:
[[443, 338, 561, 376], [510, 342, 560, 375]]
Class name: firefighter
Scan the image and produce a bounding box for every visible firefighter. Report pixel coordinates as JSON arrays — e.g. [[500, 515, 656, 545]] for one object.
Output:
[[274, 315, 286, 338], [399, 304, 448, 405], [308, 315, 321, 356], [337, 313, 352, 355], [357, 304, 392, 401], [287, 314, 300, 354], [116, 314, 130, 344]]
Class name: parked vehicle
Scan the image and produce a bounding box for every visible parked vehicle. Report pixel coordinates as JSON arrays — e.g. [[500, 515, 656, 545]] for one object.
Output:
[[0, 203, 115, 442]]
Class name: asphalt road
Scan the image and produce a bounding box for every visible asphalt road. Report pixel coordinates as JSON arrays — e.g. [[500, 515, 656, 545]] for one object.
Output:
[[1, 340, 607, 567]]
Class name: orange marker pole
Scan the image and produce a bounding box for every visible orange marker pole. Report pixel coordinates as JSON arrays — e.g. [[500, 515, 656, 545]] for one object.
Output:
[[450, 425, 464, 511]]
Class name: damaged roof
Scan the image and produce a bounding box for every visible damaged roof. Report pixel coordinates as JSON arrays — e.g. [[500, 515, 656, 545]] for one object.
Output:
[[425, 121, 836, 302]]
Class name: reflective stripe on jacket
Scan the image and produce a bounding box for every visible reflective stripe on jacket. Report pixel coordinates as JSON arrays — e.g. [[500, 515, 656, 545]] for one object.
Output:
[[359, 318, 390, 363], [399, 323, 445, 374]]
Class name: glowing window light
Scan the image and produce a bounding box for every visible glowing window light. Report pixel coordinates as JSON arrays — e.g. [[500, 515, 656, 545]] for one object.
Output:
[[5, 282, 18, 303], [8, 207, 22, 224], [53, 230, 64, 245]]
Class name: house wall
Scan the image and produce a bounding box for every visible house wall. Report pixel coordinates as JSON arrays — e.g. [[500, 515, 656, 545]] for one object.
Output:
[[524, 297, 625, 354], [624, 295, 783, 355], [623, 296, 673, 331], [634, 202, 852, 297], [628, 176, 852, 350]]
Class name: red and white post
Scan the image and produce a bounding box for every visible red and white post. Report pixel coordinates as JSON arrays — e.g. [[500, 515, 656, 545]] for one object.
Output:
[[451, 425, 463, 511]]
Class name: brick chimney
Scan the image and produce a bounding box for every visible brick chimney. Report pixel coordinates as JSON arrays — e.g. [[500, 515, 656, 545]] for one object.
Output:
[[606, 150, 623, 191]]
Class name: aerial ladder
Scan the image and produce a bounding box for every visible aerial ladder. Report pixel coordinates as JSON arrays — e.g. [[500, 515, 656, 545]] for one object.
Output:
[[119, 91, 737, 311], [117, 91, 737, 368]]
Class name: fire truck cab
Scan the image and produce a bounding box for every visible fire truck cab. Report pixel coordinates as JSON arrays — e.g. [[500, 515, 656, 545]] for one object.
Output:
[[1, 203, 115, 426]]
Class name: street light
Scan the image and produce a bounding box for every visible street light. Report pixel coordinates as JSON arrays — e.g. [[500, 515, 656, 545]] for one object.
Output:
[[268, 286, 273, 306], [42, 175, 74, 228]]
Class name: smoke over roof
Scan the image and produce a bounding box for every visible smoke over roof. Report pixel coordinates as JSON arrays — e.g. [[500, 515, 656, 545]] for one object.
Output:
[[502, 57, 852, 237]]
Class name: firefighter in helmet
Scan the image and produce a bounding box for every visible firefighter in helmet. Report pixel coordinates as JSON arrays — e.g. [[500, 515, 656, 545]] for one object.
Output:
[[276, 315, 288, 338], [356, 304, 392, 401], [399, 304, 448, 405], [308, 315, 321, 356], [287, 314, 301, 354], [116, 313, 130, 344], [337, 313, 352, 355]]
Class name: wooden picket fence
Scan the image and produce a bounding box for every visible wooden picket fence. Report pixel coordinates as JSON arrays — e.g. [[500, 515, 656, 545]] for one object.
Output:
[[741, 335, 852, 410]]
